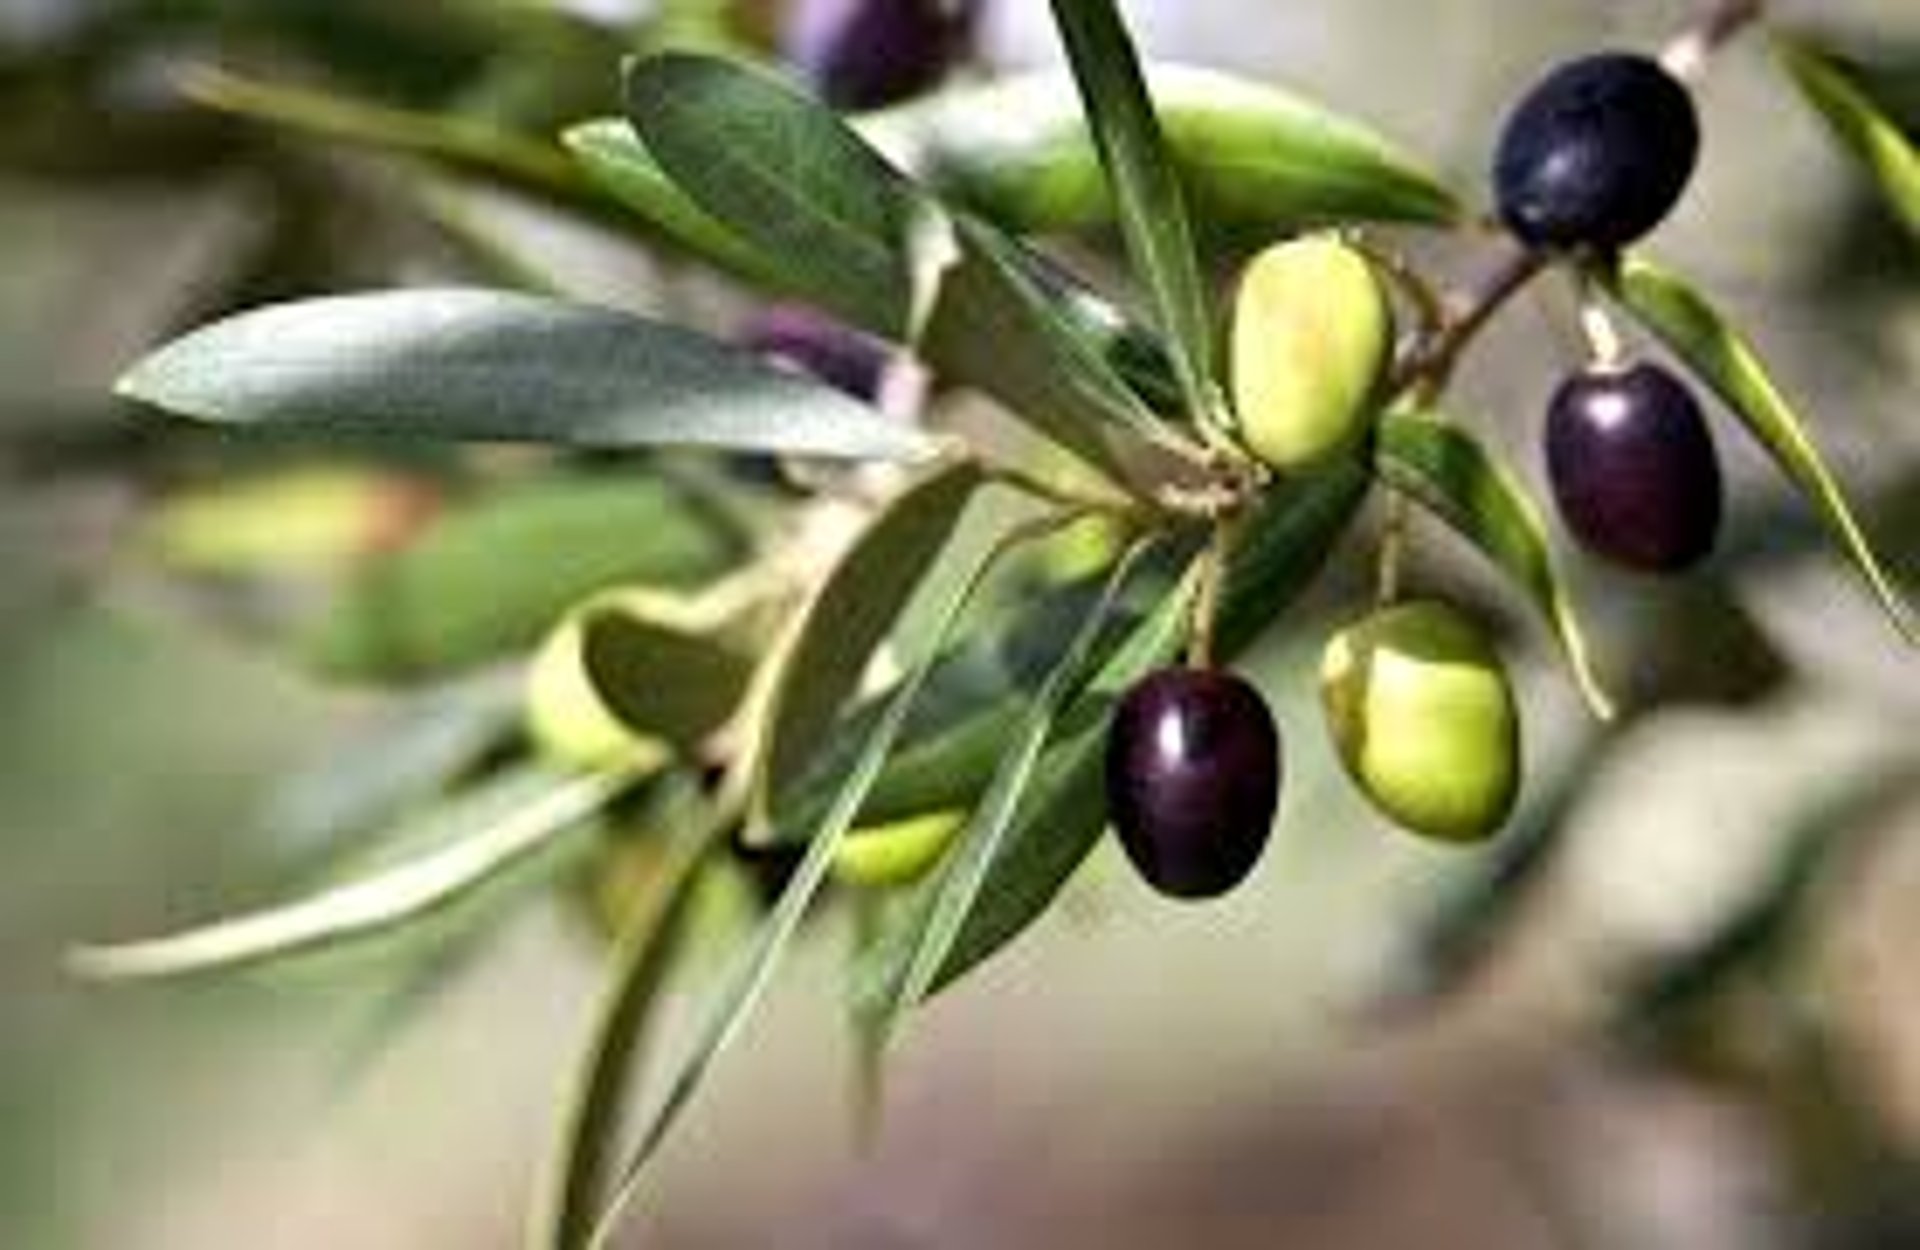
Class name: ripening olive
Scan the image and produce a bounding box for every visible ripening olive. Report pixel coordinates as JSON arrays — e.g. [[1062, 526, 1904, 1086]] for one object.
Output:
[[1320, 601, 1520, 843], [831, 809, 966, 889], [1546, 361, 1722, 572], [1493, 52, 1699, 250], [783, 0, 981, 111], [1231, 235, 1392, 471], [1106, 668, 1282, 899], [741, 304, 893, 402]]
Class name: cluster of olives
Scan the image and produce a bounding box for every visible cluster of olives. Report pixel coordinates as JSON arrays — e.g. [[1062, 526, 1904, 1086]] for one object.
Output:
[[1108, 50, 1728, 900]]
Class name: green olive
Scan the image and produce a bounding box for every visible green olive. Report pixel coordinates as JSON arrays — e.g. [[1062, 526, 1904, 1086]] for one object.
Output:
[[831, 809, 966, 889], [1230, 235, 1392, 471], [1320, 600, 1520, 843]]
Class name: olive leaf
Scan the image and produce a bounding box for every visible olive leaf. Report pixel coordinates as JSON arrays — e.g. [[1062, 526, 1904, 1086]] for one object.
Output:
[[302, 475, 745, 682], [531, 781, 718, 1250], [578, 518, 1058, 1249], [119, 289, 935, 461], [1604, 255, 1917, 645], [181, 68, 635, 233], [862, 64, 1462, 237], [625, 52, 936, 339], [618, 53, 1169, 483], [864, 537, 1150, 1051], [1375, 410, 1615, 719], [1773, 35, 1920, 239], [564, 120, 789, 290], [1048, 0, 1219, 423], [576, 597, 758, 750], [67, 764, 640, 982], [757, 461, 985, 819]]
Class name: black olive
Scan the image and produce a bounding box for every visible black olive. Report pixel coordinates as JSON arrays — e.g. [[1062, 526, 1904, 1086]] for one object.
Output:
[[740, 304, 892, 402], [1546, 361, 1723, 572], [1106, 668, 1281, 900], [784, 0, 981, 112], [1494, 52, 1699, 250]]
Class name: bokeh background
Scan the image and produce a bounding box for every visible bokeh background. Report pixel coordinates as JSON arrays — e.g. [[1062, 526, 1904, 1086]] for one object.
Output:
[[2, 1, 1916, 1246]]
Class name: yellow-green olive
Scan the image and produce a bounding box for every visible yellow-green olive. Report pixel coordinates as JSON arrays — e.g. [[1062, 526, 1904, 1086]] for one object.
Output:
[[1230, 235, 1392, 471], [831, 809, 966, 889], [1320, 600, 1520, 843]]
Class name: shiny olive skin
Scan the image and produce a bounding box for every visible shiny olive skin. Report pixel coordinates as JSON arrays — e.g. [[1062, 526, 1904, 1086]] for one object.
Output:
[[1546, 362, 1722, 572], [1106, 668, 1281, 900], [783, 0, 981, 111], [1493, 52, 1699, 249]]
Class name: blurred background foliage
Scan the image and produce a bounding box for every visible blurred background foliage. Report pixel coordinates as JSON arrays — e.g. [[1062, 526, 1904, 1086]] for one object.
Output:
[[0, 0, 1915, 1246]]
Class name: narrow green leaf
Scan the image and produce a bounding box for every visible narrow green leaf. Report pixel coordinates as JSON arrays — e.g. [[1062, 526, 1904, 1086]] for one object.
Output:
[[1214, 455, 1373, 657], [1605, 256, 1917, 645], [304, 476, 743, 683], [854, 562, 1196, 1011], [1047, 0, 1218, 421], [582, 520, 1052, 1248], [68, 765, 638, 983], [872, 539, 1147, 1047], [563, 119, 792, 291], [863, 64, 1462, 237], [758, 462, 985, 815], [1375, 411, 1615, 719], [532, 782, 718, 1250], [1774, 36, 1920, 238], [182, 68, 636, 235], [119, 290, 934, 463], [625, 53, 935, 337], [615, 54, 1172, 484]]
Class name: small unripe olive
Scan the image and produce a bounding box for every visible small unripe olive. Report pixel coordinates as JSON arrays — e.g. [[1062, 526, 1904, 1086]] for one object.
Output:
[[1320, 601, 1520, 843], [525, 602, 672, 772], [1231, 235, 1393, 471], [830, 809, 965, 889]]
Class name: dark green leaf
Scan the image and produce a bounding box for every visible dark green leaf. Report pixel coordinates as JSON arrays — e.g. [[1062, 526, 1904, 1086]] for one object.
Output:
[[1773, 36, 1920, 238], [854, 560, 1196, 1009], [624, 53, 939, 337], [758, 462, 985, 814], [1605, 256, 1916, 645], [68, 765, 638, 982], [1375, 410, 1614, 718], [119, 290, 935, 463], [563, 119, 790, 289], [580, 600, 757, 750], [867, 539, 1147, 1047], [1048, 0, 1218, 422], [864, 65, 1462, 237], [581, 519, 1050, 1246], [1214, 455, 1373, 657], [303, 475, 744, 682]]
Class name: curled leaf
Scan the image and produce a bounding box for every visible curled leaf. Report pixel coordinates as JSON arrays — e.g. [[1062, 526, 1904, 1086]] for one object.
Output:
[[1375, 409, 1615, 719], [1604, 255, 1916, 645]]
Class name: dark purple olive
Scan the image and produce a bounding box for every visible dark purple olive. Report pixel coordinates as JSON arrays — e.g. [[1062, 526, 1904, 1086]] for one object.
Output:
[[1106, 668, 1281, 900], [741, 304, 892, 402], [1494, 52, 1699, 250], [783, 0, 982, 111], [1546, 361, 1722, 572]]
